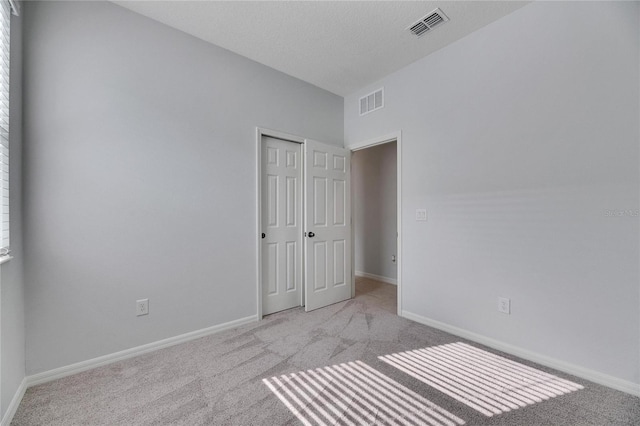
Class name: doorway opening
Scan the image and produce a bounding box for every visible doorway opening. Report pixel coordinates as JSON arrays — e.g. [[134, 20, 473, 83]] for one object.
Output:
[[349, 132, 402, 315]]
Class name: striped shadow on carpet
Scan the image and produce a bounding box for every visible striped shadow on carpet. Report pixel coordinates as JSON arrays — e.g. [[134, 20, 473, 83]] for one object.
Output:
[[379, 342, 584, 417], [263, 360, 465, 426]]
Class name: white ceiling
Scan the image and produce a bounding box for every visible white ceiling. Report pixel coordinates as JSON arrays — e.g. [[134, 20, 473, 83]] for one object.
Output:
[[113, 1, 529, 96]]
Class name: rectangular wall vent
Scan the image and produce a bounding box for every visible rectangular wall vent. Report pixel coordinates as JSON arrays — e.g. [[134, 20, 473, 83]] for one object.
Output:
[[407, 8, 449, 37], [359, 87, 384, 116]]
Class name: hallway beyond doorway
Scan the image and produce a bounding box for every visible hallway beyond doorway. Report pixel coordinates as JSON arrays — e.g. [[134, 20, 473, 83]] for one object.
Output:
[[355, 275, 396, 314]]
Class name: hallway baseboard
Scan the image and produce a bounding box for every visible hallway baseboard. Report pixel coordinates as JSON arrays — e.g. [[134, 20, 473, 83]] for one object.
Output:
[[355, 271, 397, 285]]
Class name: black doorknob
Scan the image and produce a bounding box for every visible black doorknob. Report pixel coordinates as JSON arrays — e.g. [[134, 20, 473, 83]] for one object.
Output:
[[261, 233, 265, 239], [308, 232, 315, 238]]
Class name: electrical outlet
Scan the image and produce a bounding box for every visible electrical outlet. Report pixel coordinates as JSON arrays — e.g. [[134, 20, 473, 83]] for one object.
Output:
[[416, 209, 427, 221], [136, 298, 149, 316], [498, 297, 510, 314]]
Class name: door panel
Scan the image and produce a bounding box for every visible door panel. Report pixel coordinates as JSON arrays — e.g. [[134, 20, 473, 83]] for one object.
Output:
[[333, 240, 346, 285], [312, 241, 327, 291], [262, 137, 302, 315], [333, 179, 346, 225], [313, 177, 327, 225], [266, 243, 278, 295], [267, 175, 278, 226], [286, 177, 296, 226], [305, 140, 352, 311], [285, 242, 296, 291]]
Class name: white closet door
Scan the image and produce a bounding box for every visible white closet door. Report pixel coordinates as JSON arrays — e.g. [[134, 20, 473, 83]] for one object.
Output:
[[261, 137, 302, 315], [304, 140, 352, 311]]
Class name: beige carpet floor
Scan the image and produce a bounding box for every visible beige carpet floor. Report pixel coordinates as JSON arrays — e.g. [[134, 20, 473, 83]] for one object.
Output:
[[12, 277, 640, 425]]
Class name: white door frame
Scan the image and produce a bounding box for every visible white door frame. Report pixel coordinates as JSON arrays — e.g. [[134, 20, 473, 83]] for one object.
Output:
[[346, 131, 403, 315], [256, 127, 307, 320]]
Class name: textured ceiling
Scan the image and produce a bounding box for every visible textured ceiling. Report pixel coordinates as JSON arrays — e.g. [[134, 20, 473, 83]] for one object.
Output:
[[113, 1, 529, 96]]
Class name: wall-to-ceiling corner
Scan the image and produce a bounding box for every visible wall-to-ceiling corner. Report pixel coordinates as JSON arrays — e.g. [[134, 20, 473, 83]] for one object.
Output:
[[22, 0, 343, 377], [345, 1, 639, 393], [1, 5, 25, 423]]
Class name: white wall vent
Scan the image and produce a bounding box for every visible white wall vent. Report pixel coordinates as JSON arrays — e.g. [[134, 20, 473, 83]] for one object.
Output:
[[407, 8, 449, 37], [359, 88, 384, 116]]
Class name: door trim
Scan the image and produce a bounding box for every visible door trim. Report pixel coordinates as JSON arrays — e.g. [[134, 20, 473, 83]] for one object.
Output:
[[346, 131, 402, 315], [256, 127, 306, 320]]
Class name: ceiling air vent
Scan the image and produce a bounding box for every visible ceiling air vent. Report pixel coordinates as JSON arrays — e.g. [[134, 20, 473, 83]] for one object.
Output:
[[407, 8, 449, 37], [359, 88, 384, 116]]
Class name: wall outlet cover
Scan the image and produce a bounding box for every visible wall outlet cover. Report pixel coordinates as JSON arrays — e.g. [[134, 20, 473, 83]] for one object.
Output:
[[498, 297, 510, 314], [137, 298, 149, 316]]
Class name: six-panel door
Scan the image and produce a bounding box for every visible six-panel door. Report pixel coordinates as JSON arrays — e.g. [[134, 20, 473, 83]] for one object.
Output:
[[304, 140, 352, 311], [261, 137, 303, 315]]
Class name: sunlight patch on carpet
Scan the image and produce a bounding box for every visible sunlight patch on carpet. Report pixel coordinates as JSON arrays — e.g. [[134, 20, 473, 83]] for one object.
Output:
[[379, 342, 583, 417], [263, 360, 465, 426]]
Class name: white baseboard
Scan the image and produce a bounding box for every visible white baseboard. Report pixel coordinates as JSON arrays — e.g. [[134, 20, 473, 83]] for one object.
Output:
[[401, 310, 640, 397], [26, 314, 258, 387], [1, 377, 27, 426], [355, 271, 397, 285]]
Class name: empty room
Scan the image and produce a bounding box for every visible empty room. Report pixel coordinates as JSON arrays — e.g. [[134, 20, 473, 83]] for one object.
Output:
[[1, 1, 638, 425]]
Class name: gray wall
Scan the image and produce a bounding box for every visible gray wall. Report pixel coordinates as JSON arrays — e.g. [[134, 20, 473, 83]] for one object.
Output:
[[345, 1, 639, 386], [352, 142, 397, 280], [1, 10, 24, 420], [23, 1, 343, 374]]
